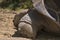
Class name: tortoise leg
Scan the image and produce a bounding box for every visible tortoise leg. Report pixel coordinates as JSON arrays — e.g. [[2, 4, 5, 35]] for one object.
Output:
[[18, 22, 38, 39]]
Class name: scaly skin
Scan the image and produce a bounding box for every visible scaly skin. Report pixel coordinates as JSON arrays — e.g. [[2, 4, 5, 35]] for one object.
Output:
[[18, 9, 44, 38]]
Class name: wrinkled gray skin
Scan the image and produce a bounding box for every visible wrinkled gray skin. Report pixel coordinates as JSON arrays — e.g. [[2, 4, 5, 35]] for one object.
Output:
[[17, 9, 60, 39], [13, 0, 60, 39], [18, 9, 44, 38]]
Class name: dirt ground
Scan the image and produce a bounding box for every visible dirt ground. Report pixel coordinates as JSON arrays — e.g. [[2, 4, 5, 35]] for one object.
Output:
[[0, 9, 60, 40]]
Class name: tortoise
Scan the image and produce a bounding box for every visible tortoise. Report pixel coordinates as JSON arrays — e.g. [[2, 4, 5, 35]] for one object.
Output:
[[13, 0, 60, 40]]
